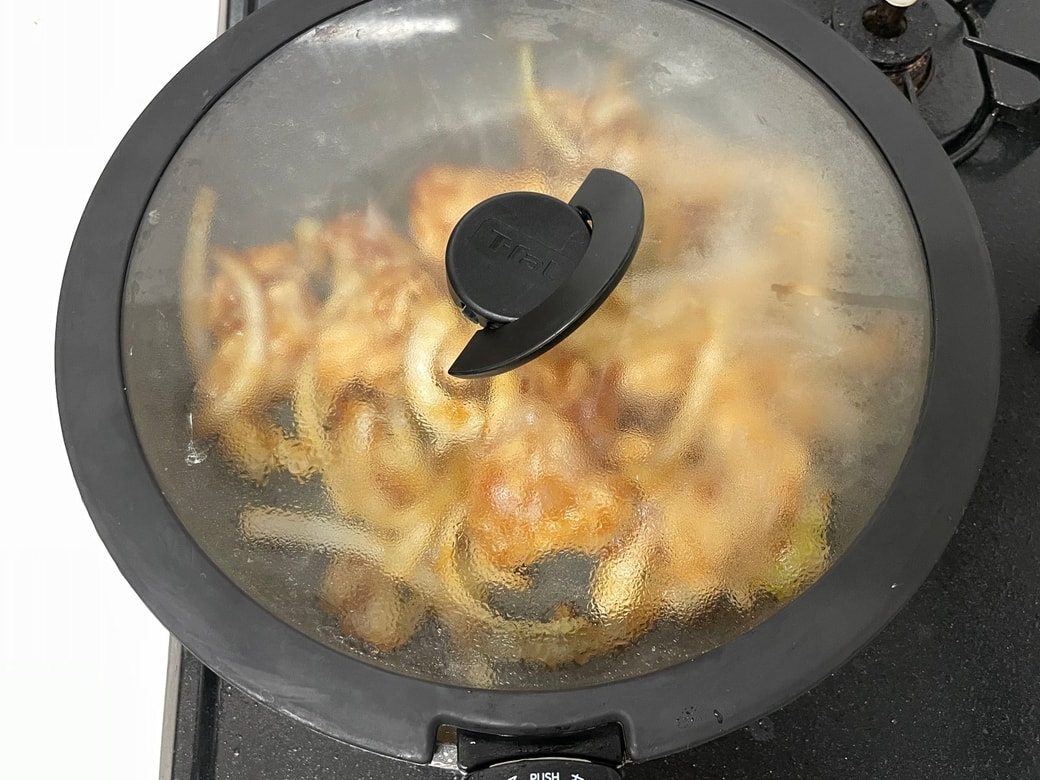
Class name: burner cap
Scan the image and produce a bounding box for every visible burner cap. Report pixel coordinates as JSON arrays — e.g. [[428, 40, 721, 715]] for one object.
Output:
[[832, 0, 940, 92]]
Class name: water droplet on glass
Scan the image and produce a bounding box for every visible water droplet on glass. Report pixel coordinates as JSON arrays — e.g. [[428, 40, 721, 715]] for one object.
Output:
[[185, 412, 208, 464], [185, 441, 207, 465], [714, 709, 723, 724]]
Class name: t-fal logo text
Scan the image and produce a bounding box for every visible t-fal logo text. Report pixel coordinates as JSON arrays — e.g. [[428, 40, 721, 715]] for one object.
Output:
[[486, 228, 558, 280], [470, 217, 569, 283]]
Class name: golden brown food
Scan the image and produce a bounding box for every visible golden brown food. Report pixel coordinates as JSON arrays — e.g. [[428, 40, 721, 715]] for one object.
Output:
[[466, 396, 636, 570], [321, 556, 426, 652], [180, 51, 915, 676], [410, 164, 554, 263]]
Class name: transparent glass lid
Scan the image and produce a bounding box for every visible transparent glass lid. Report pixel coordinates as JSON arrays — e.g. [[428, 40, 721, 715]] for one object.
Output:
[[122, 0, 931, 690]]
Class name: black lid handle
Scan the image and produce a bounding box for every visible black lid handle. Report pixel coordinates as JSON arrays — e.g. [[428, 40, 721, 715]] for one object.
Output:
[[445, 168, 644, 378]]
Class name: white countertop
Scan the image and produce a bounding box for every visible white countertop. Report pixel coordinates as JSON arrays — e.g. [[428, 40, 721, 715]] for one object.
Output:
[[1, 2, 217, 777]]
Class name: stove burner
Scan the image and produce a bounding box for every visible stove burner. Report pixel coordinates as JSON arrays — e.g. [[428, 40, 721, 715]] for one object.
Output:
[[949, 28, 1040, 162], [833, 0, 939, 94], [828, 0, 1040, 165]]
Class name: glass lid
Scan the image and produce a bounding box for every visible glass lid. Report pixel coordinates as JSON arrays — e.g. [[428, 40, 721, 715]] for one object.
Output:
[[122, 0, 930, 690]]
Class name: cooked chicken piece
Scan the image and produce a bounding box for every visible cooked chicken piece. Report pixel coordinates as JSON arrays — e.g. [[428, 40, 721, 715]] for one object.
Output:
[[465, 397, 636, 570], [508, 350, 622, 456], [321, 556, 426, 652], [321, 206, 429, 311], [311, 263, 434, 398], [648, 415, 811, 615], [312, 209, 441, 398]]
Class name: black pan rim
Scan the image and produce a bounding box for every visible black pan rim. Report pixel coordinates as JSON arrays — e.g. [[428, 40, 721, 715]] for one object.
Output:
[[54, 0, 1000, 765]]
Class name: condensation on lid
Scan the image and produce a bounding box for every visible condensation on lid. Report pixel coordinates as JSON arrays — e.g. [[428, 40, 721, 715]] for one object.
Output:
[[121, 0, 931, 691]]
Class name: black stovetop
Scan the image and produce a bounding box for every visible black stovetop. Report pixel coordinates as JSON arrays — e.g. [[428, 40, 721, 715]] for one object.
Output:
[[167, 2, 1040, 778]]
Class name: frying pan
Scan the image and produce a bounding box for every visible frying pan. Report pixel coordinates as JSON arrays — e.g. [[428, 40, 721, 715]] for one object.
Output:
[[55, 0, 998, 775]]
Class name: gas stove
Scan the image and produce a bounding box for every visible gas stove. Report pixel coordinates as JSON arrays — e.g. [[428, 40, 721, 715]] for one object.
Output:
[[163, 2, 1040, 777]]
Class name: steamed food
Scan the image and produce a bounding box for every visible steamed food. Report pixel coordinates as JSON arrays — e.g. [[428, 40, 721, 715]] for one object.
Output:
[[178, 51, 911, 673]]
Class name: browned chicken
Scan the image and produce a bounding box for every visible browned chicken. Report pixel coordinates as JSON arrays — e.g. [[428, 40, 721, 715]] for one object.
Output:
[[183, 49, 915, 672]]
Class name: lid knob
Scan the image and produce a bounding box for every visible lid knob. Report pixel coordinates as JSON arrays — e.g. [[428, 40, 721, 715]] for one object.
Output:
[[445, 168, 644, 378]]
